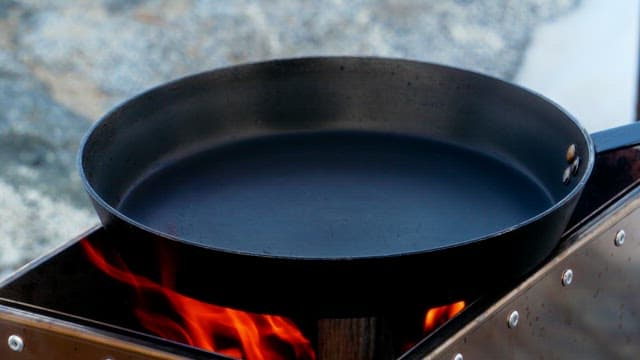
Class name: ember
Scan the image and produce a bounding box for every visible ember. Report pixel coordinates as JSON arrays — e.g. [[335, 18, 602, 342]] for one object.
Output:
[[81, 239, 316, 360], [423, 301, 466, 334]]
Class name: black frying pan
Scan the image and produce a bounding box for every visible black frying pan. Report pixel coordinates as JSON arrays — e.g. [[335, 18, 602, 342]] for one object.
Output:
[[78, 57, 640, 317]]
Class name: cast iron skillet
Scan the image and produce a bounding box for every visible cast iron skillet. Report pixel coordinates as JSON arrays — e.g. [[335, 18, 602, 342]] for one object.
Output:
[[78, 57, 640, 317]]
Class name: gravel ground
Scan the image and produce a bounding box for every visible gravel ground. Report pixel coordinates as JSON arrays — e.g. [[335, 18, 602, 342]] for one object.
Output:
[[0, 0, 581, 279]]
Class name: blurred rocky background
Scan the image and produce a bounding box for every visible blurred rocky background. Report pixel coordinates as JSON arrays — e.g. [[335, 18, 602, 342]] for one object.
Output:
[[0, 0, 637, 279]]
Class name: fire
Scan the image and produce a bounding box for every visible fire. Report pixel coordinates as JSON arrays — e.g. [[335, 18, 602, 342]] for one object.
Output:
[[81, 239, 316, 360], [423, 301, 466, 334]]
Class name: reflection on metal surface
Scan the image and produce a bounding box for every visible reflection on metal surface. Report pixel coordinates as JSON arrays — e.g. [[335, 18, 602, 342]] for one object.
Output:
[[0, 305, 189, 360], [423, 188, 640, 359]]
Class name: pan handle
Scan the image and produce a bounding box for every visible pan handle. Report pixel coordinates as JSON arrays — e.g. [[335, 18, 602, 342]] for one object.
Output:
[[591, 121, 640, 154]]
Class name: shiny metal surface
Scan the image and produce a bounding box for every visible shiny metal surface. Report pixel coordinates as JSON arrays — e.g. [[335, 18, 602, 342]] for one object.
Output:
[[0, 305, 190, 360], [422, 187, 640, 359]]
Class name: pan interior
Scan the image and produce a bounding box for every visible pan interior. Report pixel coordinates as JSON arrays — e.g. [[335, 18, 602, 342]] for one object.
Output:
[[118, 131, 554, 258]]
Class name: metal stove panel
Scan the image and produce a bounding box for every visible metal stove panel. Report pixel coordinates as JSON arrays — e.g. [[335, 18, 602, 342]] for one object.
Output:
[[419, 188, 640, 359], [0, 304, 190, 360]]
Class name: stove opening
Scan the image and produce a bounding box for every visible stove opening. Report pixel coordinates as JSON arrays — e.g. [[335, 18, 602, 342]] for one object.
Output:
[[81, 238, 466, 359]]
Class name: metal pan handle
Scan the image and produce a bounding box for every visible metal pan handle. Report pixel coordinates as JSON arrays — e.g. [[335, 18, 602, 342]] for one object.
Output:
[[591, 121, 640, 154]]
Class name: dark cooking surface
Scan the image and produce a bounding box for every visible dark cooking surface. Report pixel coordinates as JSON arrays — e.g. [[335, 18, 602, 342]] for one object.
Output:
[[119, 131, 553, 258]]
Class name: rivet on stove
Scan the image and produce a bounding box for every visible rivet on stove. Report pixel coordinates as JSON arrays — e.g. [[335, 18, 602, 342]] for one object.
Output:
[[7, 335, 24, 352], [615, 230, 626, 247], [562, 269, 574, 286], [453, 353, 463, 360], [507, 310, 519, 328]]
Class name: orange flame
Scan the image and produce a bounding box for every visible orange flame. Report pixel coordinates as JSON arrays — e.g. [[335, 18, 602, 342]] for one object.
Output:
[[423, 301, 465, 334], [81, 240, 316, 360]]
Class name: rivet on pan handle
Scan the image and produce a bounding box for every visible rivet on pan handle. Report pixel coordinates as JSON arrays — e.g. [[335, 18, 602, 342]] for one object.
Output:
[[563, 144, 581, 184]]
